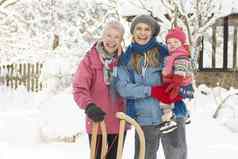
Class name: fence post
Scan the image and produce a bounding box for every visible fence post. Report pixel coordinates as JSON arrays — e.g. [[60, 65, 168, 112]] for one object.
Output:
[[0, 63, 43, 92]]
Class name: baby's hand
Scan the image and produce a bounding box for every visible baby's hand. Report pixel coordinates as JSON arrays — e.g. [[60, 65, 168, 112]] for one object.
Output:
[[162, 69, 168, 76]]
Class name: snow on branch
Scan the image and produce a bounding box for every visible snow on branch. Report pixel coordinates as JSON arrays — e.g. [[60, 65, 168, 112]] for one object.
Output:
[[213, 92, 238, 119], [0, 0, 8, 6], [0, 0, 19, 7], [127, 0, 154, 16], [125, 0, 227, 69], [0, 0, 119, 63], [158, 0, 226, 69], [161, 0, 174, 11]]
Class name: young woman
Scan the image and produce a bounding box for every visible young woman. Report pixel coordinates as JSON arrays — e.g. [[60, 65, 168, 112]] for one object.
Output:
[[116, 15, 187, 159], [73, 20, 126, 159]]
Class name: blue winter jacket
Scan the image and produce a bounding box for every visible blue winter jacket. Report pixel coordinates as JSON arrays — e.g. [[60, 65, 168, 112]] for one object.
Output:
[[115, 43, 187, 125]]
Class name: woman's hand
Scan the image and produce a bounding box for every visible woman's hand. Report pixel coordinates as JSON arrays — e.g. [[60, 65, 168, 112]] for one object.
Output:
[[151, 83, 182, 104], [85, 103, 106, 122], [165, 75, 184, 99]]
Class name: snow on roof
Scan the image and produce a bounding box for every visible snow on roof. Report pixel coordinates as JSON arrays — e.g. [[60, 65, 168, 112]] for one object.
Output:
[[219, 0, 238, 16]]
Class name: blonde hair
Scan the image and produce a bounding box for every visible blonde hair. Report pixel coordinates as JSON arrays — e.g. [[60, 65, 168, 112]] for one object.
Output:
[[131, 47, 160, 74]]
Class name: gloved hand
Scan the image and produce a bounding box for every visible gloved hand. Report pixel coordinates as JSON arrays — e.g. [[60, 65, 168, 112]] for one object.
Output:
[[151, 83, 182, 104], [166, 83, 180, 99], [85, 103, 106, 122], [165, 75, 184, 99]]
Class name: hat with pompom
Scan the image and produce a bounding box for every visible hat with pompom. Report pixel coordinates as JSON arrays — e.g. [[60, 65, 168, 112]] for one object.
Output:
[[166, 27, 187, 44]]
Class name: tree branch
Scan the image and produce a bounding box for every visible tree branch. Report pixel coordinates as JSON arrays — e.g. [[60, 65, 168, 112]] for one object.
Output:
[[127, 0, 153, 16], [175, 0, 192, 44], [161, 0, 174, 11], [0, 0, 8, 6], [213, 92, 238, 119], [3, 0, 19, 8]]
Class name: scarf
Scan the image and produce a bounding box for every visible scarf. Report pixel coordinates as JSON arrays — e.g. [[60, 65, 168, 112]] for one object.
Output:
[[163, 47, 190, 76], [121, 37, 160, 65], [96, 40, 119, 85]]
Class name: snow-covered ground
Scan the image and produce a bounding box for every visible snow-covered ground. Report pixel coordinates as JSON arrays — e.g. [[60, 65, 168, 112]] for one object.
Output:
[[1, 0, 238, 158], [0, 85, 238, 159]]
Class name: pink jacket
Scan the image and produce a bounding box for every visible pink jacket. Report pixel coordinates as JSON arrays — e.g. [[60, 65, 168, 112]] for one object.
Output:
[[73, 45, 125, 134], [163, 47, 192, 86]]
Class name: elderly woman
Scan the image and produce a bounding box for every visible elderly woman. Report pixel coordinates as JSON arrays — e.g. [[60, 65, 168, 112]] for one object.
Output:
[[116, 15, 187, 159], [73, 20, 125, 159]]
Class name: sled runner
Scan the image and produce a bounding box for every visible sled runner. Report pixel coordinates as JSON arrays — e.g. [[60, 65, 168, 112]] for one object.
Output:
[[90, 121, 108, 159], [90, 112, 145, 159]]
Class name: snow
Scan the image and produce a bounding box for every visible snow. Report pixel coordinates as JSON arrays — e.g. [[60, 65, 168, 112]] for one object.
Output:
[[1, 84, 238, 159], [1, 0, 238, 158]]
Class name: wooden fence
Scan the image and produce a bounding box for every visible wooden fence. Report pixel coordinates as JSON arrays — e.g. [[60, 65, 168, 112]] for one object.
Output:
[[0, 63, 43, 92]]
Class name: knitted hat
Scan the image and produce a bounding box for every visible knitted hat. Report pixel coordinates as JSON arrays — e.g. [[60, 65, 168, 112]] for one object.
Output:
[[166, 27, 186, 44], [130, 15, 160, 37]]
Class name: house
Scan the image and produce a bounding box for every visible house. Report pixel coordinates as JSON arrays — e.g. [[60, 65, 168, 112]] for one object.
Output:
[[118, 0, 238, 88], [196, 13, 238, 88]]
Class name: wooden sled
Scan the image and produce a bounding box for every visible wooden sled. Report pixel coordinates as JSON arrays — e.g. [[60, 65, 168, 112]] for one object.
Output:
[[90, 112, 145, 159], [90, 121, 108, 159]]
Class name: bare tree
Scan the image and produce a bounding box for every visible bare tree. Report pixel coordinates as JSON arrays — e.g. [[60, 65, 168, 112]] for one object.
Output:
[[160, 0, 224, 69]]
